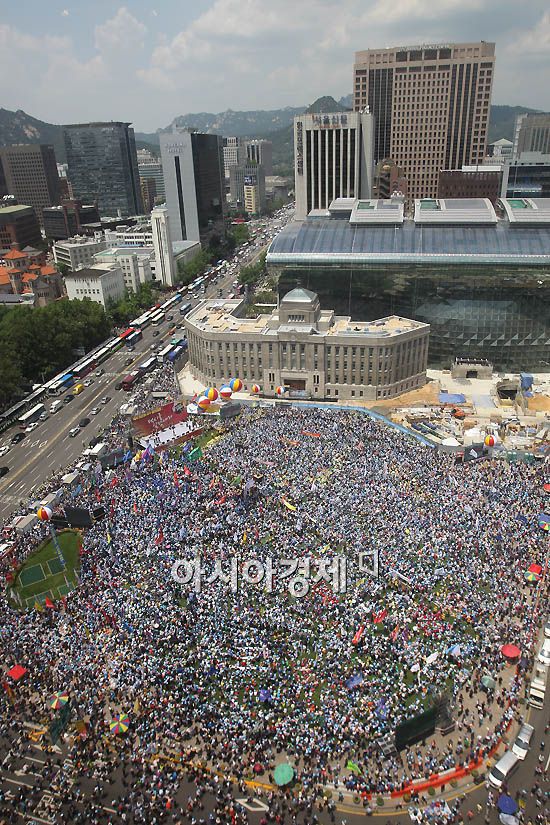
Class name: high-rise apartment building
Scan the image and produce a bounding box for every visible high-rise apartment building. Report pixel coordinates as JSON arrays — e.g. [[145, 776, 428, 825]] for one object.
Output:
[[353, 42, 495, 200], [293, 111, 374, 220], [160, 128, 225, 243], [245, 140, 273, 176], [0, 144, 61, 226], [64, 122, 142, 217], [512, 112, 550, 157]]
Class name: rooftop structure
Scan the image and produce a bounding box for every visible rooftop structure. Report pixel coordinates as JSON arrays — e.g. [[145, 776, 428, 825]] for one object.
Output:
[[267, 198, 550, 371]]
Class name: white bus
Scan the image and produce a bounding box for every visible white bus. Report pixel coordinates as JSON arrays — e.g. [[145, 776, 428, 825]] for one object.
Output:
[[157, 343, 174, 361], [18, 403, 46, 428], [150, 310, 165, 326]]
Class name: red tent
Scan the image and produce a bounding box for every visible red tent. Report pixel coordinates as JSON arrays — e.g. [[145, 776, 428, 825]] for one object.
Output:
[[500, 644, 521, 660], [6, 664, 27, 681], [543, 483, 550, 495], [528, 564, 543, 576]]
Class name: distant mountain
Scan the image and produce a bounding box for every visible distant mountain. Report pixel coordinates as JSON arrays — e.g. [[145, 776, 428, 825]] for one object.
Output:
[[0, 103, 544, 174], [487, 104, 541, 144], [306, 96, 350, 113], [0, 109, 66, 161]]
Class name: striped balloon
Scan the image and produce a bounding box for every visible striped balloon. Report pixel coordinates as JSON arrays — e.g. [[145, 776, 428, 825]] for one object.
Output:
[[220, 386, 233, 400], [204, 387, 219, 401], [251, 384, 260, 394], [229, 378, 243, 392], [37, 506, 52, 522], [197, 396, 211, 410]]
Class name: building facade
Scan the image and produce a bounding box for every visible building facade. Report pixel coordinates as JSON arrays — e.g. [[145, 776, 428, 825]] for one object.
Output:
[[151, 206, 177, 288], [229, 162, 266, 213], [353, 42, 495, 201], [94, 248, 153, 294], [137, 148, 165, 199], [294, 111, 374, 220], [222, 137, 245, 179], [64, 264, 125, 307], [438, 167, 502, 203], [267, 197, 550, 372], [64, 122, 142, 217], [160, 128, 226, 243], [53, 234, 107, 272], [0, 144, 61, 226], [42, 201, 100, 240], [0, 200, 42, 250], [245, 140, 273, 176], [513, 112, 550, 156], [185, 287, 429, 401]]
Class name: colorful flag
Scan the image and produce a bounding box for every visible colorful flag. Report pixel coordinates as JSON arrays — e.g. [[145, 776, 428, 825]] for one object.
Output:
[[45, 597, 55, 610], [352, 625, 365, 646], [155, 527, 164, 546], [34, 600, 44, 613], [173, 472, 179, 489], [391, 625, 400, 642], [373, 609, 387, 624], [346, 760, 362, 775]]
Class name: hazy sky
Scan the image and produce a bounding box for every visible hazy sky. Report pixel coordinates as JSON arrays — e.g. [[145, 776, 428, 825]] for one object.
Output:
[[1, 1, 549, 131]]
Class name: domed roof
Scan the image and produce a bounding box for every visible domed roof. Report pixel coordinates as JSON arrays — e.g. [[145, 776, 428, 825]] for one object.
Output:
[[281, 287, 318, 304]]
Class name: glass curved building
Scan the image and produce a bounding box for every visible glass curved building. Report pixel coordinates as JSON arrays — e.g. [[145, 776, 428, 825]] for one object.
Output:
[[267, 197, 550, 370]]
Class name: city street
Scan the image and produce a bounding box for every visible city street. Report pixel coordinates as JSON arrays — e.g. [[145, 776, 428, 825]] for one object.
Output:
[[0, 208, 292, 521]]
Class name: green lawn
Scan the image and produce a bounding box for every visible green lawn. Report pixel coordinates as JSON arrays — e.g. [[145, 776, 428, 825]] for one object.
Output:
[[8, 529, 82, 611]]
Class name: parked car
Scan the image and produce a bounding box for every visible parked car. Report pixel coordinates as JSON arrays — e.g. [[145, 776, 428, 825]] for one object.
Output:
[[39, 411, 49, 421], [83, 379, 93, 387], [95, 369, 104, 377], [90, 407, 100, 416], [0, 466, 9, 478], [79, 417, 90, 428], [25, 422, 39, 433], [11, 432, 26, 444], [64, 394, 74, 404], [511, 722, 535, 760], [101, 396, 111, 405], [0, 446, 10, 458], [68, 427, 80, 438]]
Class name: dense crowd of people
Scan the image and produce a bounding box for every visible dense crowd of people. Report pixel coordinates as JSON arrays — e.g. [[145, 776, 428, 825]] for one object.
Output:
[[0, 374, 548, 824]]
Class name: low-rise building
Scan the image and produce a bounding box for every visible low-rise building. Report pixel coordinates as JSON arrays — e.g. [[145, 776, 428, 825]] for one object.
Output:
[[438, 167, 503, 203], [0, 248, 64, 306], [53, 234, 106, 272], [185, 287, 429, 401], [64, 263, 125, 307], [94, 247, 153, 293]]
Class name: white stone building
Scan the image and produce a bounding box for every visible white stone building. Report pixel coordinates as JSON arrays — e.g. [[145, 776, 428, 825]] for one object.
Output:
[[185, 287, 429, 401], [64, 263, 125, 307]]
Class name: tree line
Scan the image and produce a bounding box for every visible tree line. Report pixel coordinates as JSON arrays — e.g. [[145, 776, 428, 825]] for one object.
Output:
[[0, 300, 111, 409]]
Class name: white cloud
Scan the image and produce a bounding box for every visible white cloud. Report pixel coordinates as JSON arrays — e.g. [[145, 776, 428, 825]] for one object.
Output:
[[509, 11, 550, 56], [94, 6, 147, 52]]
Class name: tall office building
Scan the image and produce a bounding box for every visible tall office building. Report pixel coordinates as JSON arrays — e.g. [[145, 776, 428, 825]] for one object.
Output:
[[245, 140, 273, 176], [353, 42, 495, 200], [0, 144, 61, 226], [137, 147, 165, 199], [223, 137, 245, 179], [160, 128, 226, 243], [151, 206, 177, 288], [229, 162, 266, 213], [63, 122, 142, 217], [293, 111, 374, 220]]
